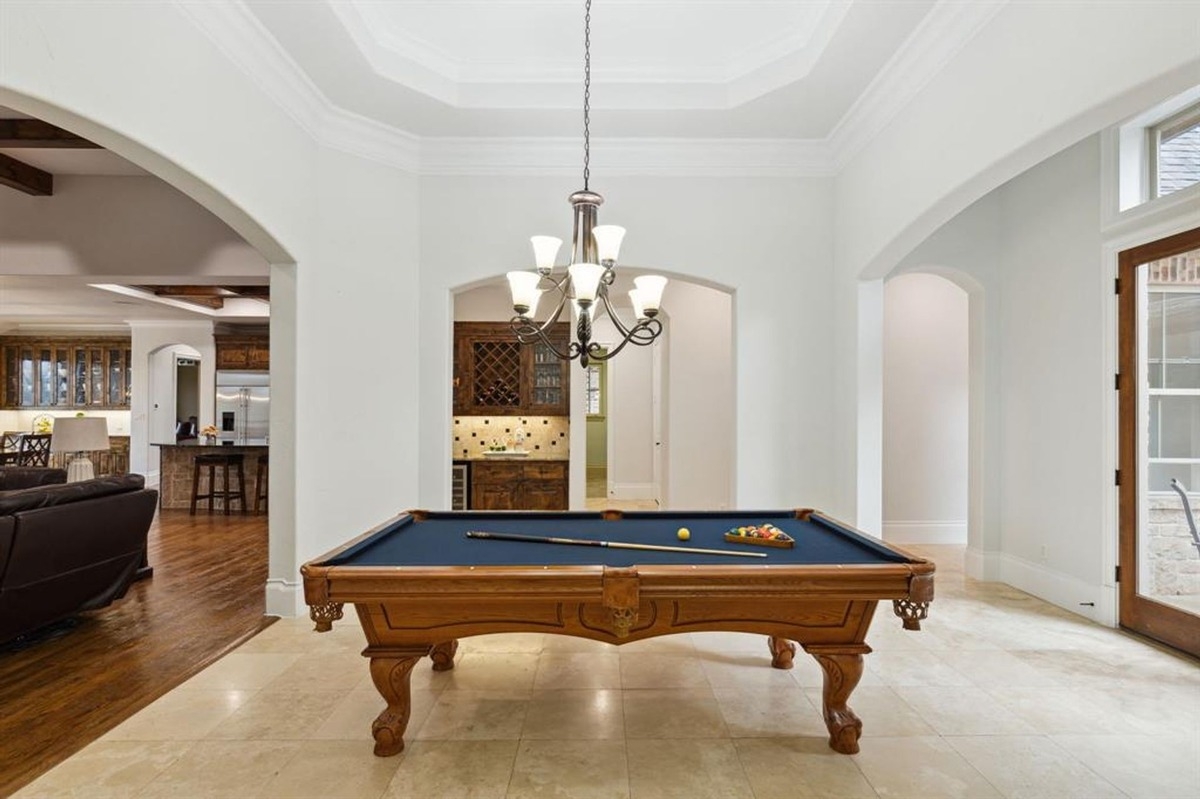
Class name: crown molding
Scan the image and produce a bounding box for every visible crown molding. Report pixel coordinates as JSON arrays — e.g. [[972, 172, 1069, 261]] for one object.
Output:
[[827, 0, 1008, 170], [420, 137, 835, 178], [176, 0, 420, 171], [177, 0, 1006, 179]]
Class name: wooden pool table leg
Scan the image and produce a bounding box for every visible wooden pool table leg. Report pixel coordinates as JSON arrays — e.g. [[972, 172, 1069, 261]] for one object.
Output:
[[767, 636, 796, 669], [367, 651, 423, 756], [430, 639, 459, 671], [805, 644, 871, 754]]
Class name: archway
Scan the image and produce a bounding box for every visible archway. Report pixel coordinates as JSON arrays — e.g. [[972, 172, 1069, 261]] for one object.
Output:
[[0, 88, 296, 596], [881, 272, 969, 546], [447, 271, 736, 511]]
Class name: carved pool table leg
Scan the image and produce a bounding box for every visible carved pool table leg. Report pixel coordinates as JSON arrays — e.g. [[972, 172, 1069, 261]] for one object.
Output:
[[430, 639, 459, 671], [368, 654, 421, 756], [767, 636, 796, 669], [807, 646, 870, 754]]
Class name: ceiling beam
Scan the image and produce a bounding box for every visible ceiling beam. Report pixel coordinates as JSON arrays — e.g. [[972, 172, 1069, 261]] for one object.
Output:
[[0, 120, 99, 148], [0, 153, 52, 196]]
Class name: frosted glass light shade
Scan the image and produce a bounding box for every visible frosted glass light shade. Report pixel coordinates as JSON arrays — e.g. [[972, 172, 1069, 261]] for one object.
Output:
[[507, 271, 542, 314], [591, 225, 625, 263], [531, 236, 562, 272], [629, 289, 647, 320], [633, 275, 668, 312], [569, 262, 605, 304]]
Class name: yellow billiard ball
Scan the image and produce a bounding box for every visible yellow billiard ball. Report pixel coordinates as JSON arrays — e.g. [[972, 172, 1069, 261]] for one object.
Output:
[[677, 527, 690, 541]]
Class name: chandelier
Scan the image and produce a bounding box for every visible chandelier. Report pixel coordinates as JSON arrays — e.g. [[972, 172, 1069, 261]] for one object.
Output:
[[507, 0, 667, 369]]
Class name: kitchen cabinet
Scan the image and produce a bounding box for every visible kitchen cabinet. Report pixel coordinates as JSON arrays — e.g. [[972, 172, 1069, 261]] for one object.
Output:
[[215, 334, 270, 371], [0, 337, 132, 410], [453, 322, 569, 416], [470, 460, 568, 511]]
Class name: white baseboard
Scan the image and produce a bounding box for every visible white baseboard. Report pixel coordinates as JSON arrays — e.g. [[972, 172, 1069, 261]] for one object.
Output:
[[610, 482, 657, 500], [882, 520, 967, 544], [265, 578, 305, 618], [997, 552, 1108, 625], [145, 469, 160, 488]]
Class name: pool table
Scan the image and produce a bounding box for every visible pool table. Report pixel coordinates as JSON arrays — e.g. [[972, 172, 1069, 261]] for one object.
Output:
[[301, 508, 934, 756]]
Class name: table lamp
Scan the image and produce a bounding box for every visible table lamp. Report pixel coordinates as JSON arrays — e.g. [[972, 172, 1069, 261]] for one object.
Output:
[[49, 417, 110, 482]]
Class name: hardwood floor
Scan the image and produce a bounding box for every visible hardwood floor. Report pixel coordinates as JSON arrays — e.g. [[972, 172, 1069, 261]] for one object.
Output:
[[0, 509, 271, 797]]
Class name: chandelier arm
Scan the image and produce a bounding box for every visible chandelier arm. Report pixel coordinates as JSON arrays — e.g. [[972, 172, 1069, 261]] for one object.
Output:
[[589, 317, 663, 362], [596, 290, 636, 339], [510, 316, 577, 361]]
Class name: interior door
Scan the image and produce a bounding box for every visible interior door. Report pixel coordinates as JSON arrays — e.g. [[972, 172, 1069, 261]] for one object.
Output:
[[1118, 227, 1200, 657]]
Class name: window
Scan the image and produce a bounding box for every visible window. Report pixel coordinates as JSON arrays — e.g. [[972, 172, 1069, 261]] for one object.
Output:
[[585, 360, 605, 416], [1151, 103, 1200, 199]]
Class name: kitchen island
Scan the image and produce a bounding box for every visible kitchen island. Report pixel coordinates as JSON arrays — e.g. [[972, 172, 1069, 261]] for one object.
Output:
[[151, 440, 268, 511]]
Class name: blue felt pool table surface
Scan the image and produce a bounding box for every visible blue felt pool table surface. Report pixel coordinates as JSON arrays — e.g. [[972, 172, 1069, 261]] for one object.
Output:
[[321, 510, 914, 569]]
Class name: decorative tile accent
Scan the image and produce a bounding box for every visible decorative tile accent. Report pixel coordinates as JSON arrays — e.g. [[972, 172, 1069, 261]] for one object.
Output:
[[453, 416, 569, 459]]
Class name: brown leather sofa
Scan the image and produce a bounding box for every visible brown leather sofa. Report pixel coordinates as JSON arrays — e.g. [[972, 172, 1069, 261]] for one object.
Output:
[[0, 468, 157, 643]]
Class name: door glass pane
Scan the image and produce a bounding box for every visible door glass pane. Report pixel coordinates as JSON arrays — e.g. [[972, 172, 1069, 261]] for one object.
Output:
[[38, 349, 52, 406], [4, 347, 17, 406], [125, 349, 132, 404], [1139, 247, 1200, 614], [75, 350, 88, 405], [20, 348, 33, 406], [56, 351, 69, 405], [109, 349, 122, 405], [91, 350, 103, 404]]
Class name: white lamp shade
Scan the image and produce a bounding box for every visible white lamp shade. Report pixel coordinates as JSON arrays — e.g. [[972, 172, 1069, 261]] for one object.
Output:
[[50, 417, 110, 453], [628, 289, 647, 320], [525, 289, 543, 319], [633, 275, 668, 311], [530, 236, 562, 272], [591, 225, 625, 263], [569, 262, 606, 304], [507, 271, 542, 314]]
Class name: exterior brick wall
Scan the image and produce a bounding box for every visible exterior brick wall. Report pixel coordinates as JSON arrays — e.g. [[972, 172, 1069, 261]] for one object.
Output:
[[1147, 495, 1200, 595]]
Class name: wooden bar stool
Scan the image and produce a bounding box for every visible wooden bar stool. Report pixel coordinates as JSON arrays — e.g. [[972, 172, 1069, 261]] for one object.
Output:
[[254, 453, 269, 514], [190, 452, 247, 515]]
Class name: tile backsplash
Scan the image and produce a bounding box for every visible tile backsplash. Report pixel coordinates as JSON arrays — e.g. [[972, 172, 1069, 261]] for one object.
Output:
[[453, 416, 569, 459]]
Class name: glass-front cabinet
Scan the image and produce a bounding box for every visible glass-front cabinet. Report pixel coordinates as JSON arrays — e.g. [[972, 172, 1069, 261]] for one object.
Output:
[[454, 323, 570, 416], [0, 337, 132, 410]]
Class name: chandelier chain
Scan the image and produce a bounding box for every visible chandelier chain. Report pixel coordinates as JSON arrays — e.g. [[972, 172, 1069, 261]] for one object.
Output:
[[583, 0, 591, 191]]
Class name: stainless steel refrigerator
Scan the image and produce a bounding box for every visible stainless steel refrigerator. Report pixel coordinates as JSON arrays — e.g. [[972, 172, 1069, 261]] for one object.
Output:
[[215, 371, 269, 443]]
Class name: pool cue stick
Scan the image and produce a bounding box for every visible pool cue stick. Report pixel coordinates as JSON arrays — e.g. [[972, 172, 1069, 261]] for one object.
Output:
[[465, 530, 767, 559]]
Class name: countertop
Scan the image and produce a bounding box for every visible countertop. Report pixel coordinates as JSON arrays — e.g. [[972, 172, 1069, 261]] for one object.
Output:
[[457, 453, 567, 462], [152, 439, 269, 447]]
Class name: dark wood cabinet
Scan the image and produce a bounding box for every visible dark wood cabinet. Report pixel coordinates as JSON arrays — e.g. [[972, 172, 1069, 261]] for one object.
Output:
[[1, 337, 132, 410], [471, 460, 568, 511], [215, 334, 269, 371], [454, 323, 569, 416]]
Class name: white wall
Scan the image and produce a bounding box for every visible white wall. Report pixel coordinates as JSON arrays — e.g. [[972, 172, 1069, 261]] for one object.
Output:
[[882, 273, 968, 543], [832, 2, 1200, 531], [994, 137, 1108, 593], [0, 409, 130, 436], [888, 135, 1157, 619], [594, 316, 656, 500], [665, 281, 734, 509], [419, 175, 834, 514]]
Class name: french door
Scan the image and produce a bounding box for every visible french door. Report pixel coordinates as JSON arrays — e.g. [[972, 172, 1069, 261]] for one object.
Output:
[[1118, 226, 1200, 657]]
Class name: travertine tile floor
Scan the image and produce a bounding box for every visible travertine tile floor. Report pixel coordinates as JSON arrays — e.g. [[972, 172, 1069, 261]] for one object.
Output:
[[15, 545, 1200, 798]]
